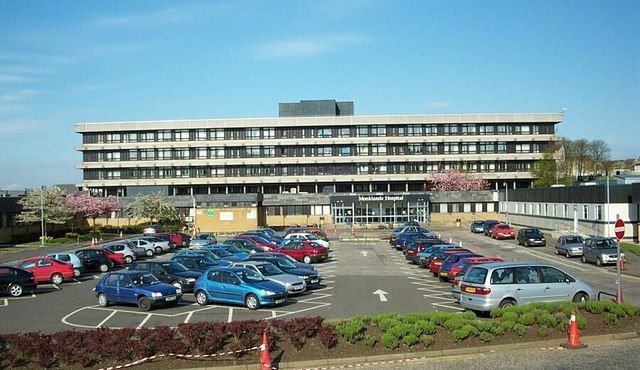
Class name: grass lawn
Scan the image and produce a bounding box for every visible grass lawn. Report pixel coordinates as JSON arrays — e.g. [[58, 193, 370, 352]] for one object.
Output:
[[19, 233, 118, 247], [621, 242, 640, 256]]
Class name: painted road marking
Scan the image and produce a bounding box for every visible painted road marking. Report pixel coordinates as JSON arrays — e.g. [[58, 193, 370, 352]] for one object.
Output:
[[227, 307, 234, 323], [183, 311, 193, 324], [137, 314, 152, 329], [97, 311, 118, 328]]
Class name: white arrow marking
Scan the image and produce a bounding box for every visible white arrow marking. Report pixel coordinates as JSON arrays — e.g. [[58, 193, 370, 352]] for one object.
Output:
[[361, 251, 368, 257], [373, 289, 388, 302]]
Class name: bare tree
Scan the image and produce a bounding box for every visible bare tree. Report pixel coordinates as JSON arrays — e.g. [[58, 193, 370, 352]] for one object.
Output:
[[588, 139, 611, 175]]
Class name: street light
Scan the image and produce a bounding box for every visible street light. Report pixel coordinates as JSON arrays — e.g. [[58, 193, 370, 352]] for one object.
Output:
[[40, 186, 45, 247], [503, 182, 509, 225]]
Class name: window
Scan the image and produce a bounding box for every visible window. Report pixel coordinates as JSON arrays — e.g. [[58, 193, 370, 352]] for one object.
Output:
[[158, 130, 172, 141], [157, 168, 172, 178], [141, 132, 155, 142], [594, 205, 602, 220], [479, 142, 495, 153], [263, 146, 275, 157], [339, 127, 351, 137], [461, 124, 477, 135], [479, 125, 495, 135], [103, 152, 121, 161], [104, 274, 119, 287], [212, 167, 224, 177], [158, 149, 172, 160], [211, 129, 224, 140], [106, 170, 121, 179], [316, 128, 332, 138], [357, 126, 369, 137], [246, 146, 261, 157], [515, 143, 531, 153], [496, 125, 507, 135], [463, 267, 488, 284], [317, 147, 332, 156], [357, 144, 369, 156], [408, 143, 423, 154], [37, 259, 52, 267], [210, 147, 224, 158], [175, 167, 190, 178], [194, 167, 207, 177], [196, 130, 208, 141], [175, 148, 189, 159], [339, 146, 352, 156], [539, 266, 567, 284], [444, 143, 459, 154], [246, 128, 260, 139], [371, 144, 387, 156], [197, 148, 208, 159], [407, 124, 423, 136], [101, 133, 122, 143], [370, 125, 386, 137], [425, 143, 438, 154], [514, 125, 531, 135], [497, 142, 507, 153], [443, 124, 459, 135], [125, 133, 138, 142], [490, 268, 514, 284], [262, 128, 275, 139], [583, 205, 589, 219], [424, 125, 437, 136], [461, 143, 476, 154], [514, 266, 542, 284], [175, 130, 190, 141]]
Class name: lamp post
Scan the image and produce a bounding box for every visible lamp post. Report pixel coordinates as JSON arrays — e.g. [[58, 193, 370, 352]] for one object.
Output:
[[573, 205, 578, 233], [40, 186, 45, 247], [503, 182, 509, 225]]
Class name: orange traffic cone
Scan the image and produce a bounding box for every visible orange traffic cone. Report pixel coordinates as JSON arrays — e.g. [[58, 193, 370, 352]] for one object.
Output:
[[563, 309, 587, 349], [259, 332, 272, 370]]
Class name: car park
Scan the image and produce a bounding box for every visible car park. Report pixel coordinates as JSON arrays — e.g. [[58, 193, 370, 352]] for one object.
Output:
[[448, 256, 504, 282], [416, 244, 459, 267], [102, 249, 127, 267], [242, 254, 321, 289], [75, 248, 114, 272], [276, 241, 329, 264], [554, 235, 585, 258], [284, 233, 331, 249], [127, 261, 200, 292], [0, 266, 37, 297], [15, 257, 75, 285], [194, 266, 289, 310], [125, 239, 156, 257], [256, 252, 317, 271], [491, 223, 515, 240], [405, 238, 446, 263], [170, 255, 221, 272], [189, 233, 218, 248], [236, 234, 279, 251], [223, 238, 266, 254], [210, 244, 250, 259], [470, 220, 485, 233], [459, 262, 595, 312], [136, 236, 172, 253], [438, 253, 482, 282], [482, 220, 499, 236], [46, 252, 84, 277], [93, 270, 182, 311], [427, 249, 472, 276], [103, 243, 137, 264], [202, 246, 247, 263], [389, 225, 427, 246], [396, 231, 435, 251], [230, 261, 307, 294], [517, 228, 546, 247], [582, 237, 619, 266]]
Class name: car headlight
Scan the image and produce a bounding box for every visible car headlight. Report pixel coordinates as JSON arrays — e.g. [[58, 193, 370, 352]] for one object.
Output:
[[261, 289, 276, 296], [186, 278, 196, 283], [151, 292, 162, 298], [285, 282, 291, 287], [176, 288, 182, 294], [300, 275, 309, 279]]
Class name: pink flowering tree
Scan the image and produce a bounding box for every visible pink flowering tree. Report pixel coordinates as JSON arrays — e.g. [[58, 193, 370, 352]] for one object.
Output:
[[67, 194, 121, 227], [431, 169, 490, 191]]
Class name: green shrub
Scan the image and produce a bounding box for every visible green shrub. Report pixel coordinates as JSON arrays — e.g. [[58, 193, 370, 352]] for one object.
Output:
[[403, 312, 431, 324], [489, 307, 503, 318], [65, 232, 79, 239], [536, 326, 550, 337], [475, 320, 493, 332], [402, 334, 419, 346], [388, 323, 413, 339], [532, 308, 548, 318], [536, 313, 557, 328], [337, 319, 366, 343], [500, 320, 515, 331], [620, 304, 640, 317], [377, 317, 401, 332], [381, 332, 399, 349], [502, 311, 517, 323], [363, 334, 377, 347], [443, 317, 466, 331], [575, 314, 587, 330], [490, 323, 506, 336], [451, 325, 478, 342], [512, 323, 526, 336], [519, 313, 535, 326], [556, 320, 568, 332], [412, 321, 437, 336], [430, 311, 451, 326], [603, 313, 618, 325], [420, 334, 435, 347], [516, 305, 533, 315], [371, 312, 398, 325], [585, 301, 606, 315], [89, 227, 102, 238], [479, 331, 493, 342], [460, 311, 477, 321], [609, 305, 626, 318]]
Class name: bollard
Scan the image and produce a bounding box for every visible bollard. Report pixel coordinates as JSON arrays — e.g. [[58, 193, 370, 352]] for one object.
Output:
[[620, 253, 626, 270], [459, 241, 463, 248]]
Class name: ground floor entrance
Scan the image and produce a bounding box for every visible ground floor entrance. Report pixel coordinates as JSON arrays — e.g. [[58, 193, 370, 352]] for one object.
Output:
[[330, 192, 429, 225]]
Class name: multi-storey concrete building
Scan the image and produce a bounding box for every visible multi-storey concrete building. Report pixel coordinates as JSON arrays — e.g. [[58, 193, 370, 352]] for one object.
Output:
[[75, 100, 562, 197]]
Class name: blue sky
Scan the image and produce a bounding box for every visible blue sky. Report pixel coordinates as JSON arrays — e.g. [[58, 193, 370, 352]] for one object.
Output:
[[1, 0, 638, 189]]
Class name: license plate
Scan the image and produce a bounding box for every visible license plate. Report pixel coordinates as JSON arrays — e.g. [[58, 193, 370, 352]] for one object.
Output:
[[166, 296, 176, 301], [465, 287, 476, 293], [275, 299, 285, 304], [420, 257, 425, 260], [311, 279, 318, 283], [439, 272, 448, 276]]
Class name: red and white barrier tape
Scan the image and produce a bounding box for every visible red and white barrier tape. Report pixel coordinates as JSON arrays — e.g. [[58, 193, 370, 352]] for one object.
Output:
[[98, 346, 259, 370]]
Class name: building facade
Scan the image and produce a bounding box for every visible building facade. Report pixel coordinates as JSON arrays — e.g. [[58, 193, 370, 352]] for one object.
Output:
[[75, 100, 562, 198]]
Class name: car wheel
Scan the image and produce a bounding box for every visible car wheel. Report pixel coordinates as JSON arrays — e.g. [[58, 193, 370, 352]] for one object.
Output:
[[245, 294, 260, 310], [99, 263, 109, 273], [8, 283, 23, 297], [98, 293, 109, 307], [73, 268, 81, 277], [51, 273, 63, 285], [554, 247, 559, 255], [303, 255, 312, 264], [137, 296, 151, 311], [499, 298, 517, 309], [195, 290, 209, 306], [155, 247, 163, 255], [124, 255, 133, 264], [145, 249, 154, 257], [596, 258, 602, 267], [566, 250, 571, 258], [171, 281, 182, 290], [573, 292, 589, 303]]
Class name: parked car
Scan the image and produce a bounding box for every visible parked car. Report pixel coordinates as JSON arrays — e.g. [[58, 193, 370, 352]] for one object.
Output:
[[103, 243, 137, 264], [193, 267, 288, 310], [202, 246, 247, 263], [470, 220, 485, 233], [396, 231, 435, 251], [448, 256, 504, 282], [93, 270, 182, 311], [173, 249, 233, 266], [491, 224, 515, 240], [136, 236, 171, 253], [15, 257, 75, 285], [0, 266, 36, 297], [483, 220, 499, 236], [170, 255, 220, 272], [438, 253, 482, 282], [283, 233, 331, 249], [189, 233, 218, 248], [427, 249, 472, 276], [46, 252, 83, 277], [125, 239, 156, 257], [276, 241, 329, 264], [121, 240, 149, 257], [581, 237, 619, 266], [223, 238, 265, 254], [554, 235, 585, 258], [242, 254, 321, 289], [459, 262, 595, 312], [210, 244, 250, 260], [283, 227, 328, 241], [154, 233, 184, 248], [230, 261, 306, 294], [404, 239, 443, 263], [127, 261, 200, 292], [258, 252, 317, 271], [517, 228, 546, 247], [150, 234, 176, 249], [416, 244, 459, 267], [389, 225, 427, 246], [236, 234, 279, 251], [102, 249, 126, 267], [143, 225, 164, 235], [74, 248, 114, 272]]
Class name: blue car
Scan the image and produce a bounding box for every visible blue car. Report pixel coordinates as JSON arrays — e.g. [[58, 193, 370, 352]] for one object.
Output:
[[194, 266, 288, 310], [203, 244, 248, 261], [396, 231, 436, 251], [416, 244, 460, 267], [93, 270, 182, 311], [173, 249, 233, 266]]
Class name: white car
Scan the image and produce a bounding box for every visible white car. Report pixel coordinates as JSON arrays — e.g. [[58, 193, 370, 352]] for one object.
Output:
[[128, 238, 163, 256], [284, 233, 330, 249], [103, 243, 137, 264]]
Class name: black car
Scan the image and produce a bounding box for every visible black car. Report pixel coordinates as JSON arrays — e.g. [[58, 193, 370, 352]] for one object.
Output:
[[242, 255, 322, 289], [517, 228, 547, 247], [75, 248, 114, 272], [483, 220, 500, 236], [127, 261, 200, 292], [259, 252, 316, 271], [223, 239, 264, 254], [170, 255, 220, 273], [0, 266, 36, 297]]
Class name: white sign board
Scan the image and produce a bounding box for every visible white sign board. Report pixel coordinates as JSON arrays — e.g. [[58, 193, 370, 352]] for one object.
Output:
[[219, 211, 234, 221]]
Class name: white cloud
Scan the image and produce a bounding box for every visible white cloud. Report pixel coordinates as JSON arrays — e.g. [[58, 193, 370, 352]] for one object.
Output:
[[254, 34, 367, 59], [0, 89, 41, 113], [94, 3, 224, 28]]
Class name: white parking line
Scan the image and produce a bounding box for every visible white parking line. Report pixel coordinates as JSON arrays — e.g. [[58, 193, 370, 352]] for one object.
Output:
[[0, 299, 7, 307], [432, 302, 464, 311], [137, 314, 152, 329], [97, 311, 118, 328], [227, 307, 234, 323], [183, 311, 193, 324]]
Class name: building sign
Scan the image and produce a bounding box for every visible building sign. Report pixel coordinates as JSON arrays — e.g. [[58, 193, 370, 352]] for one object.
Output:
[[207, 209, 215, 217], [331, 192, 429, 204], [358, 195, 405, 202], [219, 211, 234, 221]]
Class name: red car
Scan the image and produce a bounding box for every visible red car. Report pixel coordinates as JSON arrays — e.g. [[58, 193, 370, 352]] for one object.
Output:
[[447, 256, 504, 281], [427, 249, 471, 276], [15, 257, 74, 285], [491, 224, 515, 240], [236, 235, 278, 252], [276, 241, 328, 264], [101, 249, 126, 266]]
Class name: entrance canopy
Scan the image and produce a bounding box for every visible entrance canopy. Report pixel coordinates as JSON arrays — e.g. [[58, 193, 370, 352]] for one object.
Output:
[[330, 192, 430, 225]]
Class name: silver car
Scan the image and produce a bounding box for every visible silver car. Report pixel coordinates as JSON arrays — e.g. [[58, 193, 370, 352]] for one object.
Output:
[[459, 262, 595, 312], [134, 237, 170, 254], [103, 243, 137, 264], [554, 235, 584, 258], [125, 239, 156, 257], [189, 233, 218, 249], [46, 252, 83, 277], [231, 261, 306, 295], [582, 237, 619, 266]]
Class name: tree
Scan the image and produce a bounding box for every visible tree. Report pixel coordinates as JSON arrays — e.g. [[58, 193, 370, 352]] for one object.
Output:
[[17, 187, 71, 236], [67, 194, 121, 226], [430, 169, 490, 191], [126, 192, 182, 230], [531, 149, 571, 188], [588, 139, 610, 176]]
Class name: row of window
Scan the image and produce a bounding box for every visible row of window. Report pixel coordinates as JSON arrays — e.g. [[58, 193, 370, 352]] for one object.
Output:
[[83, 161, 534, 180], [83, 123, 553, 144], [84, 142, 545, 162], [504, 202, 603, 221]]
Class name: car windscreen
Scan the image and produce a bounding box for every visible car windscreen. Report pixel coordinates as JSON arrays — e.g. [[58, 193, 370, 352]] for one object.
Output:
[[224, 244, 242, 253], [199, 257, 218, 265], [525, 230, 542, 236], [131, 273, 160, 286], [239, 269, 267, 283], [255, 263, 283, 276], [473, 221, 484, 226], [594, 239, 617, 249], [161, 262, 189, 273], [212, 248, 233, 257], [565, 236, 584, 244], [273, 258, 296, 268], [463, 267, 488, 284]]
